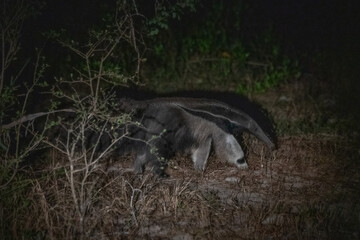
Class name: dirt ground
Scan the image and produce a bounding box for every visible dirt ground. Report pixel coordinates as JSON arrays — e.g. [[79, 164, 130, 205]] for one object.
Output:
[[99, 135, 358, 239], [21, 77, 360, 240], [81, 77, 359, 240]]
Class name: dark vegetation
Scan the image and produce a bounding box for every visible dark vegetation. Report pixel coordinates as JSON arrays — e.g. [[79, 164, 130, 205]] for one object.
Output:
[[1, 0, 359, 239]]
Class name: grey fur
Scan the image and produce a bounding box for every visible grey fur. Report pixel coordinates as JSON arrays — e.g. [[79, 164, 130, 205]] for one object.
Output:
[[119, 96, 275, 176]]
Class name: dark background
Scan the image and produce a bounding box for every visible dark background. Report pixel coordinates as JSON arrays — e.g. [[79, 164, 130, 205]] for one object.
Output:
[[20, 0, 360, 124]]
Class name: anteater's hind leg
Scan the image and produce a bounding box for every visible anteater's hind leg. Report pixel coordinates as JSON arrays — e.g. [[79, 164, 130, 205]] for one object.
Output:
[[191, 137, 212, 171]]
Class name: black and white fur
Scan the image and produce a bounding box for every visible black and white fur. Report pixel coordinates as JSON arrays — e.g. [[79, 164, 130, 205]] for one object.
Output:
[[118, 95, 276, 177]]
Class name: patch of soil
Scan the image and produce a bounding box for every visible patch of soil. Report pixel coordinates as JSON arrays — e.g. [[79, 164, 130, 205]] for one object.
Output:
[[21, 78, 360, 239], [100, 131, 359, 239], [97, 78, 359, 239]]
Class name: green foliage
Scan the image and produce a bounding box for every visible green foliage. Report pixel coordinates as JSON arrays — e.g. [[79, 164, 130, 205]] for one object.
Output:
[[147, 0, 197, 37], [236, 57, 301, 94], [236, 31, 301, 94], [0, 83, 18, 119], [144, 0, 300, 93], [41, 0, 302, 94], [0, 2, 50, 197]]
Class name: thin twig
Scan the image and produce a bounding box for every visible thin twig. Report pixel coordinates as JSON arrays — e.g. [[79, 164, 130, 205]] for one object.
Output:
[[1, 109, 76, 130], [125, 181, 142, 226]]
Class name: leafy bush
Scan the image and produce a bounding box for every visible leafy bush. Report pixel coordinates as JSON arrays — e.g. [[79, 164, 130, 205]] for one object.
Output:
[[144, 0, 300, 93]]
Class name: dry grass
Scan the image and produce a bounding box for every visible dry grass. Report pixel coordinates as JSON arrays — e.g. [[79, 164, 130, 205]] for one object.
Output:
[[1, 77, 359, 239]]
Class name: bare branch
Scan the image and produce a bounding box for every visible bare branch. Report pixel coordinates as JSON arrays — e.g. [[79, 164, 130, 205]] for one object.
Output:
[[1, 109, 76, 130]]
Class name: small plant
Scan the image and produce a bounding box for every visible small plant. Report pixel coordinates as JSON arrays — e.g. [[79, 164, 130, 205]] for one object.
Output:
[[236, 57, 301, 94], [143, 0, 300, 93], [147, 0, 197, 37], [0, 0, 46, 190], [1, 0, 152, 238]]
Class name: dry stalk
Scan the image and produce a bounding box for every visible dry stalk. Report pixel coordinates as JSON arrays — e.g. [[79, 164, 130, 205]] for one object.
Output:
[[34, 180, 55, 240], [0, 48, 48, 190], [125, 180, 142, 226], [171, 179, 193, 218]]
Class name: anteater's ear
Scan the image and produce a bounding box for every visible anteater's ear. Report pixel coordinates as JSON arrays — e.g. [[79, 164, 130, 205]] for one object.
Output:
[[174, 99, 275, 150]]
